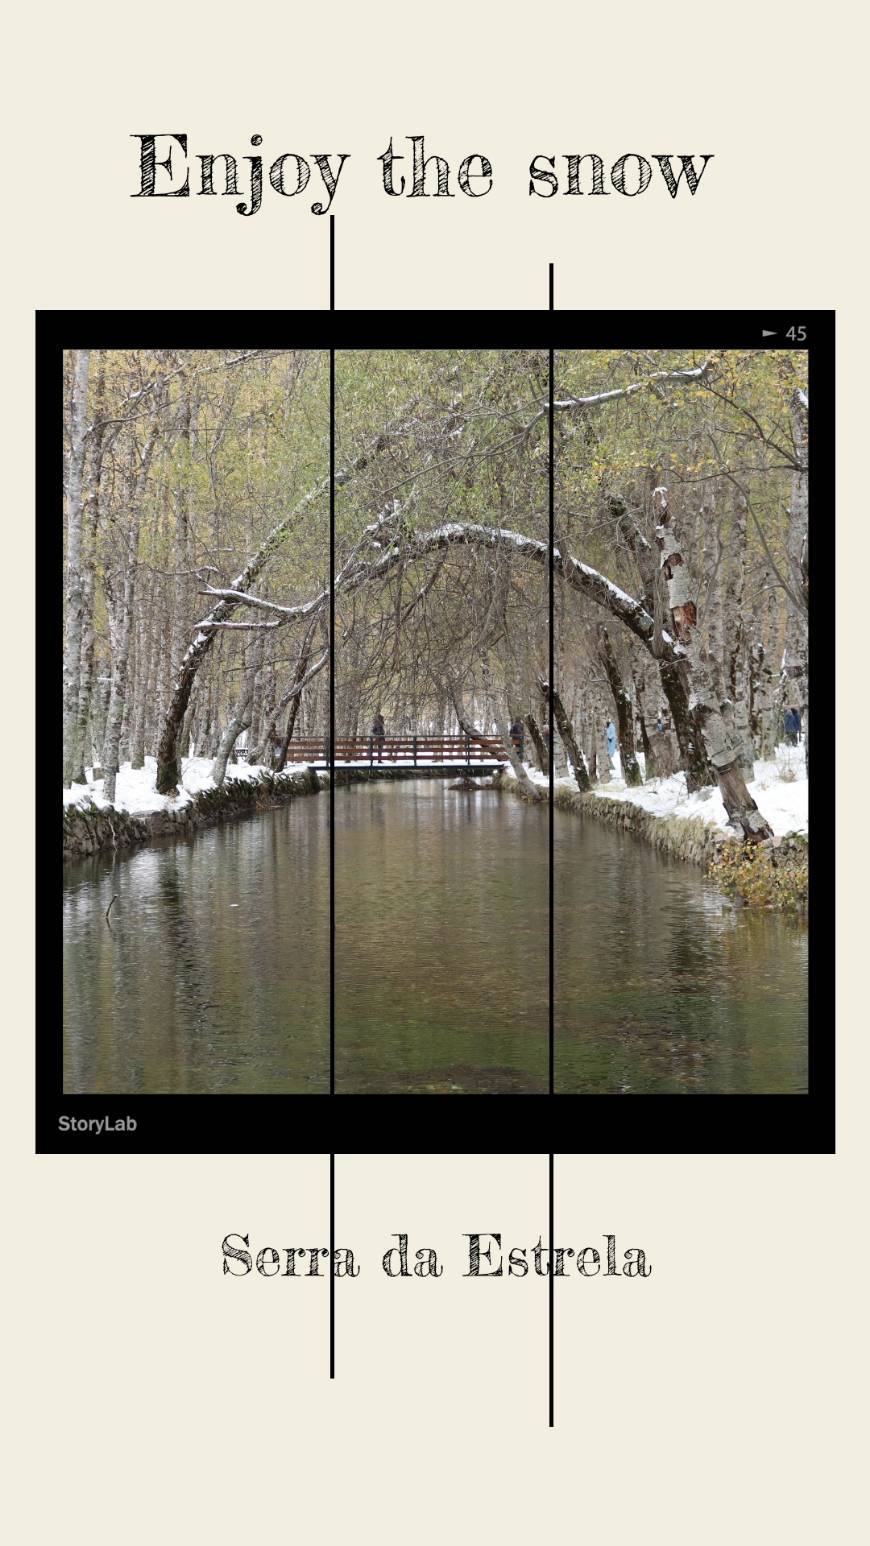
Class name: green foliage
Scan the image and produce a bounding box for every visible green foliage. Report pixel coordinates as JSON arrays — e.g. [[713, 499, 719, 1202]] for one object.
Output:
[[554, 346, 807, 595], [709, 837, 808, 912], [65, 345, 809, 769]]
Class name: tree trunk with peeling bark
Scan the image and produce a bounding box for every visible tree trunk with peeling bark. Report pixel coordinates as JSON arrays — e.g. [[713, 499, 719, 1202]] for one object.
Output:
[[608, 494, 711, 790], [658, 658, 712, 790], [654, 488, 772, 841]]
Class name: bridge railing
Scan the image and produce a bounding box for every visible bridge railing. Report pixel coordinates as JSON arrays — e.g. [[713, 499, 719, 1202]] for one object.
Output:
[[283, 735, 507, 766]]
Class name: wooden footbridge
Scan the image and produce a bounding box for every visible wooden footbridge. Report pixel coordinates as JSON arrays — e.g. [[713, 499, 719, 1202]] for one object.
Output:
[[281, 734, 509, 773]]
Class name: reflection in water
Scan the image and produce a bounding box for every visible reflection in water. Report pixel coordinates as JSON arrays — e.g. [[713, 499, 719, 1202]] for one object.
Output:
[[554, 816, 807, 1094], [63, 781, 807, 1094], [334, 783, 548, 1092], [63, 802, 329, 1093]]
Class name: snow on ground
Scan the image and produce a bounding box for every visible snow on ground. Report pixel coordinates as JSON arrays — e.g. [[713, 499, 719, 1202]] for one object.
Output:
[[64, 745, 808, 839], [62, 755, 304, 816], [515, 742, 808, 838]]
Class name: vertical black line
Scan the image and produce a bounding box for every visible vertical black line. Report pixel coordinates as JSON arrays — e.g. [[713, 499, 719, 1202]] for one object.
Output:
[[329, 332, 336, 1099], [329, 350, 336, 1098], [548, 264, 556, 1430], [329, 1152, 336, 1378], [329, 217, 336, 1380], [548, 272, 555, 1098], [548, 1151, 555, 1428]]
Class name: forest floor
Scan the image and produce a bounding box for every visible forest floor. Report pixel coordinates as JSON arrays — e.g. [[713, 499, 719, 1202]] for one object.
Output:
[[512, 742, 808, 837]]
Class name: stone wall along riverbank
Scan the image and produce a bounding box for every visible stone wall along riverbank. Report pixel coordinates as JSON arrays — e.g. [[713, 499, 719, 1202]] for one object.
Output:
[[63, 763, 486, 862], [63, 766, 320, 862]]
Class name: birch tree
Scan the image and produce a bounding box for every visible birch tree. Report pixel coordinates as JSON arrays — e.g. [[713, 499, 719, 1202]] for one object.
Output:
[[60, 347, 808, 816], [653, 488, 772, 840], [211, 634, 264, 788], [101, 410, 161, 805], [780, 387, 809, 763], [62, 350, 91, 786]]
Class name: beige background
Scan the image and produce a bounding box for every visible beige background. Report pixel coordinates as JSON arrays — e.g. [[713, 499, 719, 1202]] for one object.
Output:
[[3, 2, 867, 1540]]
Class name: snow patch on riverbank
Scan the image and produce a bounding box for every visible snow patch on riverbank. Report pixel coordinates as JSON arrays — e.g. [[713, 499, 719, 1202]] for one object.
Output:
[[62, 756, 305, 816], [64, 746, 808, 838], [513, 743, 808, 837]]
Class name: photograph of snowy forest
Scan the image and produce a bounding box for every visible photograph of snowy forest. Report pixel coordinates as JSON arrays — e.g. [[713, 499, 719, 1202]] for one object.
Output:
[[61, 344, 809, 1097]]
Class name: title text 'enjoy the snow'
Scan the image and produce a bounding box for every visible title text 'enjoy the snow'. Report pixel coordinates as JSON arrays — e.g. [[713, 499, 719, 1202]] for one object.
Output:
[[130, 134, 713, 216]]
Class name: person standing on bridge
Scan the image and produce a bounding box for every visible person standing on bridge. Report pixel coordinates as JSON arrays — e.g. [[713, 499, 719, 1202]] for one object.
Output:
[[371, 710, 386, 763], [509, 718, 525, 762]]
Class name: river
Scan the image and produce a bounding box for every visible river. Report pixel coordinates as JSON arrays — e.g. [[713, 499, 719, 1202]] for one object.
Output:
[[63, 779, 807, 1094]]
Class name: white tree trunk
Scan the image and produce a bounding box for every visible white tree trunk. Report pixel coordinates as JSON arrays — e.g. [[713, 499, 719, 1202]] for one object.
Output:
[[780, 388, 809, 766], [212, 663, 257, 788], [654, 488, 772, 841], [102, 421, 160, 805], [62, 350, 91, 785]]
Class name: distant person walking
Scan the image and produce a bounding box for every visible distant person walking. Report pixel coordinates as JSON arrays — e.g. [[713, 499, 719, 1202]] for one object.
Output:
[[509, 718, 525, 761], [784, 707, 801, 746], [606, 720, 617, 760], [371, 710, 386, 763]]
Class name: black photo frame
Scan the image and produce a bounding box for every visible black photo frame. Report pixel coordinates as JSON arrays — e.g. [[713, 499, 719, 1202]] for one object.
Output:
[[42, 309, 834, 1154]]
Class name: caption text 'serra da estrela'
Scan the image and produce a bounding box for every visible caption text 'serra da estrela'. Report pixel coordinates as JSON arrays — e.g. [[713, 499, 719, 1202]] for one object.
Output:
[[221, 1232, 652, 1278]]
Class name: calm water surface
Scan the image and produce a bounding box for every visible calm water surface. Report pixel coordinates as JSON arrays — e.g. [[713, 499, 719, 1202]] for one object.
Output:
[[63, 780, 807, 1094]]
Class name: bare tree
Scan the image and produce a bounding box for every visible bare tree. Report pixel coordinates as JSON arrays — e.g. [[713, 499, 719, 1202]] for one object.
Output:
[[102, 410, 161, 805], [654, 488, 772, 840], [62, 350, 91, 785]]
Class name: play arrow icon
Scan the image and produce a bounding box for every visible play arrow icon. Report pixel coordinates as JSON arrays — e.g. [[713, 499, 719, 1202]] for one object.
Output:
[[762, 330, 777, 337]]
